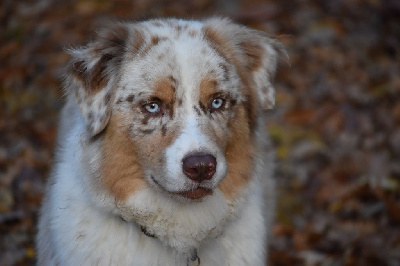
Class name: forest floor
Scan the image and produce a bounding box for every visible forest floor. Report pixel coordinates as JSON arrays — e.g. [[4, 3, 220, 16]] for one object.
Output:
[[1, 0, 399, 265]]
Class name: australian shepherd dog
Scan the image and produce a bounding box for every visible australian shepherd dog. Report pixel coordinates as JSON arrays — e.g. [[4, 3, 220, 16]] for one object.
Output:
[[36, 18, 280, 265]]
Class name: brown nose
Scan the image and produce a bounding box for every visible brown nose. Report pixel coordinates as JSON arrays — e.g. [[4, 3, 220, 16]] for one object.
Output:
[[182, 153, 217, 182]]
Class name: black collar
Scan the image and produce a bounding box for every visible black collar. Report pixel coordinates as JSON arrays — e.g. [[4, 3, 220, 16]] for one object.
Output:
[[140, 226, 156, 238]]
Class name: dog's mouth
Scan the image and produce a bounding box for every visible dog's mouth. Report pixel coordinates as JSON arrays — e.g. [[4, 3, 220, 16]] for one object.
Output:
[[177, 188, 213, 199], [151, 176, 213, 200]]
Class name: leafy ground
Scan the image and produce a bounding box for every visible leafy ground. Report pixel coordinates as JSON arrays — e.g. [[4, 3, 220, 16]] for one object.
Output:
[[1, 0, 399, 265]]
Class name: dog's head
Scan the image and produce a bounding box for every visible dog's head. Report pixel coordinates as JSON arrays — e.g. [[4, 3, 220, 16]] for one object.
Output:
[[65, 18, 278, 204]]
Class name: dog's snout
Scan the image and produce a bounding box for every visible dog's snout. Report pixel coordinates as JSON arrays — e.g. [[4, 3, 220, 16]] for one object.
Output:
[[182, 153, 217, 182]]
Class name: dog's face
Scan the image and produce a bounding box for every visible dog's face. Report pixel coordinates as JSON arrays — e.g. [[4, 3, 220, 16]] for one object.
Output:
[[66, 18, 277, 204]]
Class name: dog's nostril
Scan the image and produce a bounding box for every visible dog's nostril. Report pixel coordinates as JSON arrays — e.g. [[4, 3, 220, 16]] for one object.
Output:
[[182, 153, 217, 182]]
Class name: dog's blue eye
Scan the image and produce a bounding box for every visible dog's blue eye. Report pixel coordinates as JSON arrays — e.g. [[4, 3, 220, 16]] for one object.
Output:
[[211, 98, 225, 109], [144, 102, 160, 113]]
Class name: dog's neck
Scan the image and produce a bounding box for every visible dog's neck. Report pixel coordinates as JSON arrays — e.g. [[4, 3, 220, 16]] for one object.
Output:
[[140, 224, 200, 265], [118, 213, 202, 265]]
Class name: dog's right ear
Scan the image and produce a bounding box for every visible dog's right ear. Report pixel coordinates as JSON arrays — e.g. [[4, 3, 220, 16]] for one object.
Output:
[[63, 22, 130, 137], [203, 18, 285, 111]]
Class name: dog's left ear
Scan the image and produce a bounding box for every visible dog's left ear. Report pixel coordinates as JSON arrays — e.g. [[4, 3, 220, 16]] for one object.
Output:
[[240, 32, 279, 110], [204, 18, 282, 110], [64, 22, 129, 136]]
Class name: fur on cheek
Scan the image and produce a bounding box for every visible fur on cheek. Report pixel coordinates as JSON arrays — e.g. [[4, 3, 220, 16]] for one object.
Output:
[[100, 114, 148, 201], [218, 105, 255, 199]]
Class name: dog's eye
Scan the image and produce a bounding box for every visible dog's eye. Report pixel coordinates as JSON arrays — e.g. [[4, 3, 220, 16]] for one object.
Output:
[[211, 98, 225, 110], [142, 101, 162, 115], [145, 103, 159, 113]]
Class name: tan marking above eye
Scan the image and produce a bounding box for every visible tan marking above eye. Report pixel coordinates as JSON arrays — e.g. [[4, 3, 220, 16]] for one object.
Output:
[[136, 76, 177, 117], [199, 78, 218, 108], [153, 77, 176, 104], [199, 77, 230, 113]]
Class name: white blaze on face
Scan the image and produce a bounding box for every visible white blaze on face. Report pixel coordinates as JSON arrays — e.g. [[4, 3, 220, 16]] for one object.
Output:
[[160, 34, 228, 193]]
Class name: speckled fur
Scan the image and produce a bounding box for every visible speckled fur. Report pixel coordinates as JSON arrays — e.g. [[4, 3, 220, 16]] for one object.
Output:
[[37, 18, 279, 265]]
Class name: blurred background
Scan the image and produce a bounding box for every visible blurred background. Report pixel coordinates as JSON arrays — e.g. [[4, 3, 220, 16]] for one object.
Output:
[[1, 0, 399, 265]]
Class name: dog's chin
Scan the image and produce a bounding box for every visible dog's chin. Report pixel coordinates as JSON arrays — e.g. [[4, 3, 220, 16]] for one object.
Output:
[[151, 176, 214, 200]]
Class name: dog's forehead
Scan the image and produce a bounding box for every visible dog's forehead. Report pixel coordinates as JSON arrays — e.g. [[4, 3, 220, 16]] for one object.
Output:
[[119, 20, 233, 97]]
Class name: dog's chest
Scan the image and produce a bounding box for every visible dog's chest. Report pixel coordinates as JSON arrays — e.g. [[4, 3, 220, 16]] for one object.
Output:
[[59, 209, 227, 265]]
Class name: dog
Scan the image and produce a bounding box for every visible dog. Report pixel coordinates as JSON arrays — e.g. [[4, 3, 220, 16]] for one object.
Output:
[[36, 18, 279, 265]]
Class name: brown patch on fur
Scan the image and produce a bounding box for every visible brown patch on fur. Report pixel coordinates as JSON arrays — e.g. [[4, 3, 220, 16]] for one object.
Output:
[[240, 41, 264, 72], [126, 94, 135, 102], [199, 78, 218, 106], [69, 55, 110, 95], [242, 96, 256, 130], [218, 106, 255, 199], [153, 77, 176, 104], [88, 54, 113, 94], [101, 115, 147, 201], [151, 36, 160, 46]]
